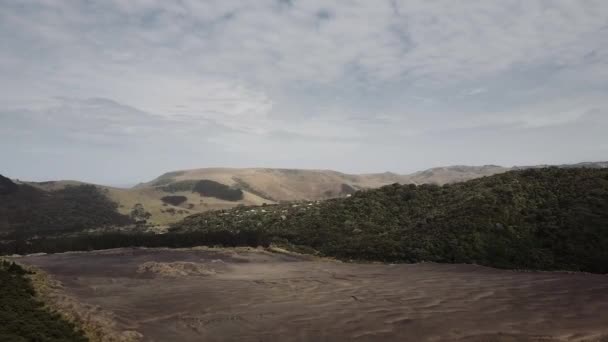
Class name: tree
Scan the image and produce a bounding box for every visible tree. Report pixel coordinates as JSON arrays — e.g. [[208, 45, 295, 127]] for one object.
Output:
[[130, 203, 151, 224]]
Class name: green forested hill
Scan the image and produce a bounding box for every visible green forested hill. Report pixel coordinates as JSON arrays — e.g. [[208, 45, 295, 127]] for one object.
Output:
[[172, 168, 608, 273], [0, 176, 132, 238]]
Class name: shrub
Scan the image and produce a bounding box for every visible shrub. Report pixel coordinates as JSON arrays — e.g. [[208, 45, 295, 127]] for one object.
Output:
[[0, 261, 88, 341], [192, 180, 243, 201], [161, 195, 188, 206]]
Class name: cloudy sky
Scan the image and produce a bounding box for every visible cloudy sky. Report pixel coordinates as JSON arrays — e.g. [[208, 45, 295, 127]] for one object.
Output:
[[1, 0, 607, 185]]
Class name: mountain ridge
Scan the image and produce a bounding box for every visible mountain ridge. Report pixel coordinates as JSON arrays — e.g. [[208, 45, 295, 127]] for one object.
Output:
[[11, 161, 608, 225]]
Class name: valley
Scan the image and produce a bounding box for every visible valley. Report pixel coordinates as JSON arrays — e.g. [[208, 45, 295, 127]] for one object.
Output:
[[15, 247, 608, 342], [4, 3, 608, 340], [3, 165, 608, 342]]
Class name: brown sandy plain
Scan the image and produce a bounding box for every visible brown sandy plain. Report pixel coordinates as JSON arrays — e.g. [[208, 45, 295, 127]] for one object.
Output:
[[16, 248, 608, 342]]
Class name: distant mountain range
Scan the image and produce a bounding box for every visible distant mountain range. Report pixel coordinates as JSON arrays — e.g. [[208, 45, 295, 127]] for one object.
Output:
[[12, 161, 608, 225]]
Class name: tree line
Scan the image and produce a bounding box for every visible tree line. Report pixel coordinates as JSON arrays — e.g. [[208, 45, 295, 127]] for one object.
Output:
[[0, 230, 270, 256]]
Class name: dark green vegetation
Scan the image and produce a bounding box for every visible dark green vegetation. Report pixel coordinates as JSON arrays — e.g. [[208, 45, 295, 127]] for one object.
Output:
[[160, 179, 244, 201], [0, 177, 263, 255], [0, 260, 87, 341], [0, 231, 269, 255], [172, 168, 608, 273], [0, 176, 132, 238], [3, 168, 607, 273], [192, 179, 244, 201], [161, 195, 188, 206], [130, 203, 151, 223]]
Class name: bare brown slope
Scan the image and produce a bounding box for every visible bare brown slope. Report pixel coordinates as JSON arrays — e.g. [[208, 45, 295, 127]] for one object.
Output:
[[139, 168, 409, 202]]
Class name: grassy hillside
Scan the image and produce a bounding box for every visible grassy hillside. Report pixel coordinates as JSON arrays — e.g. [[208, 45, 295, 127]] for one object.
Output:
[[24, 181, 256, 226], [18, 162, 607, 226], [0, 176, 132, 239], [108, 185, 268, 226], [171, 168, 608, 273], [139, 167, 408, 201], [0, 260, 87, 341]]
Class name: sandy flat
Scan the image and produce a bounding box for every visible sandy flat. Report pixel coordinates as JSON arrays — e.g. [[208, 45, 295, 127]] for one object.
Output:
[[17, 248, 608, 342]]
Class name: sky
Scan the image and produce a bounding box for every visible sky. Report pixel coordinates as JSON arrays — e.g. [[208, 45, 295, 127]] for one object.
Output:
[[1, 0, 607, 186]]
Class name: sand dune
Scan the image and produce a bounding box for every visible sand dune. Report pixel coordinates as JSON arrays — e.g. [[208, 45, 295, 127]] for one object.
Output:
[[17, 248, 608, 342]]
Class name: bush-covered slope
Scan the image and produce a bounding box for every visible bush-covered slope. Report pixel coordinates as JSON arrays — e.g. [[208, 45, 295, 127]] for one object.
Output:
[[159, 179, 244, 201], [0, 177, 132, 238], [160, 195, 188, 206], [192, 179, 244, 201], [0, 260, 87, 341], [172, 168, 608, 273]]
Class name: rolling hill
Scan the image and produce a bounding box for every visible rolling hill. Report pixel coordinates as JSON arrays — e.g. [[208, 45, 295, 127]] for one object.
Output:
[[4, 165, 608, 273], [137, 168, 410, 201], [171, 167, 608, 273], [17, 162, 608, 225], [0, 176, 132, 240]]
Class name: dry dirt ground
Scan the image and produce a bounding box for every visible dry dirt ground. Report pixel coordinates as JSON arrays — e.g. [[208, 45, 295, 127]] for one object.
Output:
[[16, 248, 608, 342]]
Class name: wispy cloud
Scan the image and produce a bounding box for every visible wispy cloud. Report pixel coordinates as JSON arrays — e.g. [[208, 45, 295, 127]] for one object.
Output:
[[1, 0, 607, 182]]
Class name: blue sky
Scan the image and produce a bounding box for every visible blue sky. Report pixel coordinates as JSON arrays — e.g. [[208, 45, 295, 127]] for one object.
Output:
[[1, 0, 607, 185]]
